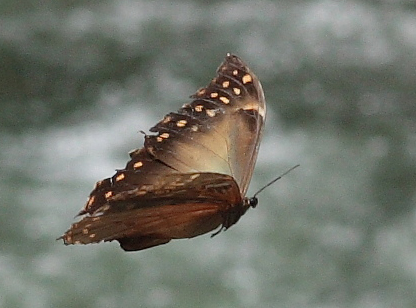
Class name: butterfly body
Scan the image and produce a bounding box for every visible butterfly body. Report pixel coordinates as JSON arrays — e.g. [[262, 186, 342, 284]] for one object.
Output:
[[60, 54, 266, 251]]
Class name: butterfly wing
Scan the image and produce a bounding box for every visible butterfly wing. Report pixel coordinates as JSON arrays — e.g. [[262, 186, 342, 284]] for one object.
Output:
[[61, 173, 244, 251], [144, 54, 266, 195]]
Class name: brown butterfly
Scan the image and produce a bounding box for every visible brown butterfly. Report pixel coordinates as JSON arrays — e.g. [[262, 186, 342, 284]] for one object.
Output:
[[59, 53, 266, 251]]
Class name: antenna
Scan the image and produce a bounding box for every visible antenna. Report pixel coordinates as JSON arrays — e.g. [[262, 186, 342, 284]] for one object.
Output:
[[253, 164, 300, 198]]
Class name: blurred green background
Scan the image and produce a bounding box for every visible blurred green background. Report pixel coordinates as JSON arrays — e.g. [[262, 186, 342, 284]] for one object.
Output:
[[1, 1, 416, 307]]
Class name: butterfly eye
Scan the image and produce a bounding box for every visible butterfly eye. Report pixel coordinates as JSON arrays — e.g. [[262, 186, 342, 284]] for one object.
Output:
[[249, 197, 258, 208]]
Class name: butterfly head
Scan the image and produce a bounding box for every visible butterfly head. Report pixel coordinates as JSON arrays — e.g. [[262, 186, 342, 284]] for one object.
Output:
[[248, 196, 258, 208]]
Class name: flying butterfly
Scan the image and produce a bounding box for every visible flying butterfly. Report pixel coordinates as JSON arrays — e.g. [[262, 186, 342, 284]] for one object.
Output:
[[60, 53, 267, 251]]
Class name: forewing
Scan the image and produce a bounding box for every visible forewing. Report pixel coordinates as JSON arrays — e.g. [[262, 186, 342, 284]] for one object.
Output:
[[145, 54, 266, 195]]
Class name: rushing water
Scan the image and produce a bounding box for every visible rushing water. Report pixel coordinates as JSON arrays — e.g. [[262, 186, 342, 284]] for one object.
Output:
[[1, 1, 416, 307]]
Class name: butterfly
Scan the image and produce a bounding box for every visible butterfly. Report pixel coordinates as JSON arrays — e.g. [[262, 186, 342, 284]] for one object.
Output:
[[59, 53, 266, 251]]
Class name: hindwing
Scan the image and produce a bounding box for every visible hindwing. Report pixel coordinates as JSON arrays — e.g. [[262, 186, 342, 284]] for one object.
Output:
[[62, 173, 244, 251]]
